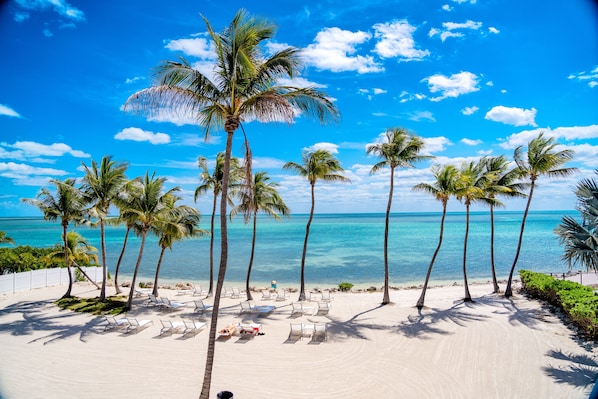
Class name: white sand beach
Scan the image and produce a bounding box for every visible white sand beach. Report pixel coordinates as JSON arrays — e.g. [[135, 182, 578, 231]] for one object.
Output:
[[0, 281, 596, 399]]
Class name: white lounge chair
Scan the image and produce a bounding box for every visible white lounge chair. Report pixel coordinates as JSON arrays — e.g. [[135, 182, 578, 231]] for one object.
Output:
[[313, 323, 328, 341], [217, 324, 237, 339], [103, 315, 129, 331], [161, 297, 186, 311], [231, 287, 242, 298], [239, 301, 275, 315], [321, 290, 333, 302], [159, 319, 185, 335], [147, 294, 164, 307], [239, 322, 261, 339], [289, 323, 303, 340], [275, 288, 289, 301], [125, 318, 153, 334], [222, 287, 233, 298], [192, 285, 208, 296], [177, 287, 194, 296], [182, 320, 207, 336], [291, 302, 315, 317], [193, 299, 213, 314], [317, 301, 332, 315], [261, 289, 274, 300]]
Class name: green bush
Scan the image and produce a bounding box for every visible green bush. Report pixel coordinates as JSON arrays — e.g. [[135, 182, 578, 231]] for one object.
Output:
[[338, 282, 353, 292], [520, 270, 598, 339]]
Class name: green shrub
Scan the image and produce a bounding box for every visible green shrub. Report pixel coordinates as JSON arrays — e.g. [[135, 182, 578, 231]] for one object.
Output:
[[338, 282, 353, 292]]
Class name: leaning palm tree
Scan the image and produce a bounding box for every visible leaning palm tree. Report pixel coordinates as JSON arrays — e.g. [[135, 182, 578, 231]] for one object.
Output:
[[412, 164, 458, 308], [504, 133, 577, 297], [124, 11, 339, 397], [124, 172, 180, 311], [0, 231, 14, 245], [80, 155, 128, 301], [231, 171, 290, 301], [554, 170, 598, 271], [194, 153, 242, 297], [480, 156, 528, 293], [22, 178, 88, 298], [366, 127, 429, 305], [284, 149, 349, 301]]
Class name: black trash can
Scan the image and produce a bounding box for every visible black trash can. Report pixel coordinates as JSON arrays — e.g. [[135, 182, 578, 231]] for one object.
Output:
[[217, 391, 233, 399]]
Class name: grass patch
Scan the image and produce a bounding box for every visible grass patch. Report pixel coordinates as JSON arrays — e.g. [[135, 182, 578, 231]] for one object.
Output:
[[55, 296, 127, 315]]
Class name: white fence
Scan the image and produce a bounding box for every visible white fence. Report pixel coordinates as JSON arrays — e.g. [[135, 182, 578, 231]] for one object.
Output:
[[0, 267, 102, 295]]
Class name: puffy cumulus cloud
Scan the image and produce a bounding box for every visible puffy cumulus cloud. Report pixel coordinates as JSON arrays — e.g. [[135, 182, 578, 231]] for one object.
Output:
[[114, 127, 170, 145], [145, 108, 198, 126], [301, 27, 383, 73], [423, 71, 480, 101], [373, 20, 430, 61], [461, 106, 479, 115], [399, 91, 427, 103], [428, 20, 483, 42], [442, 4, 454, 11], [488, 27, 500, 34], [277, 76, 326, 89], [373, 88, 387, 95], [304, 142, 339, 154], [408, 111, 435, 122], [485, 106, 537, 127], [164, 36, 215, 59], [0, 104, 22, 118], [422, 136, 452, 155], [0, 161, 68, 177], [7, 141, 89, 158], [564, 144, 598, 167], [461, 138, 482, 146], [13, 0, 85, 22], [568, 65, 598, 88], [499, 125, 598, 149]]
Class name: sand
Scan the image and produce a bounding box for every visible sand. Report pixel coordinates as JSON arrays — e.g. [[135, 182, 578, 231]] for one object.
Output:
[[0, 281, 596, 399]]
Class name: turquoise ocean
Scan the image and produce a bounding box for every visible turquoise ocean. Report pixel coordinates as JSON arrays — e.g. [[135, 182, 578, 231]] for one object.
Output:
[[0, 211, 576, 289]]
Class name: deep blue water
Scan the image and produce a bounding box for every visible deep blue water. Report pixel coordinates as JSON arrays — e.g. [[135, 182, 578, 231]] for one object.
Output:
[[0, 211, 575, 288]]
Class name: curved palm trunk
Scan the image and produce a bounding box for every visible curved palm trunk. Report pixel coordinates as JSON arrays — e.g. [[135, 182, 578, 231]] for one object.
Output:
[[207, 193, 217, 297], [99, 220, 108, 301], [125, 230, 147, 311], [505, 181, 536, 297], [463, 202, 472, 302], [114, 227, 131, 295], [152, 246, 167, 297], [489, 205, 500, 293], [416, 202, 447, 308], [245, 212, 257, 301], [298, 182, 316, 301], [382, 167, 395, 305], [200, 129, 234, 399], [62, 223, 73, 298]]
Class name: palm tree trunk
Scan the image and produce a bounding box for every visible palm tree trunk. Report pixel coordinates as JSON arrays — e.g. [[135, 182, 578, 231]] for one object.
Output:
[[99, 219, 107, 301], [416, 202, 447, 308], [382, 167, 395, 305], [463, 203, 472, 302], [245, 212, 257, 301], [490, 205, 500, 293], [114, 227, 131, 295], [125, 230, 147, 311], [298, 182, 316, 301], [200, 128, 235, 399], [505, 181, 536, 297], [208, 193, 217, 297], [62, 223, 73, 299], [74, 264, 100, 289], [152, 247, 166, 297]]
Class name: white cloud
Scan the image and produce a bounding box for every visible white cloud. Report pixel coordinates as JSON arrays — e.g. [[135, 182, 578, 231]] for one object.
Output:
[[145, 108, 198, 126], [0, 104, 22, 118], [164, 36, 215, 59], [461, 138, 482, 146], [423, 71, 480, 101], [499, 125, 598, 149], [461, 106, 479, 115], [373, 20, 430, 61], [0, 161, 68, 177], [429, 20, 483, 42], [488, 27, 500, 34], [125, 76, 143, 85], [423, 136, 452, 154], [302, 27, 383, 73], [277, 76, 326, 89], [408, 111, 435, 122], [568, 65, 598, 88], [114, 127, 171, 145], [442, 4, 453, 11], [373, 88, 387, 95], [14, 0, 85, 21], [8, 141, 89, 158], [485, 106, 537, 127], [304, 142, 340, 154]]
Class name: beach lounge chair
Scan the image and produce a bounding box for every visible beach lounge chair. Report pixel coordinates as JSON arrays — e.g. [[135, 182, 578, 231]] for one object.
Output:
[[217, 324, 236, 339], [291, 302, 315, 317], [275, 288, 289, 301], [239, 322, 261, 339], [193, 299, 213, 314], [182, 320, 207, 336], [177, 286, 194, 296], [147, 294, 164, 307], [125, 318, 153, 334], [313, 323, 328, 341], [321, 290, 333, 302], [316, 301, 332, 315], [192, 285, 208, 296], [231, 287, 242, 298], [239, 301, 275, 315], [103, 315, 129, 331], [159, 319, 185, 335], [261, 289, 274, 300], [161, 297, 186, 311], [135, 288, 151, 297], [222, 287, 233, 298], [289, 323, 303, 340]]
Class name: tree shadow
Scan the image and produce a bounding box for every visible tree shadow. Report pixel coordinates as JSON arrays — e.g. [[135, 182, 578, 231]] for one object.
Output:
[[543, 349, 598, 388]]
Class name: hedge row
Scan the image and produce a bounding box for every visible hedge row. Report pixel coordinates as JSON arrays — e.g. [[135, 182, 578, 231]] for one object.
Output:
[[519, 270, 598, 339]]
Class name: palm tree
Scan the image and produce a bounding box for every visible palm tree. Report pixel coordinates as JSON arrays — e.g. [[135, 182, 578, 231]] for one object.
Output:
[[124, 10, 339, 398], [80, 155, 128, 300], [151, 196, 203, 297], [22, 178, 87, 298], [194, 153, 242, 297], [231, 171, 289, 301], [0, 231, 14, 245], [124, 172, 180, 311], [504, 133, 577, 297], [284, 149, 349, 301], [554, 170, 598, 271], [480, 156, 528, 293], [412, 164, 458, 308], [366, 127, 429, 305], [454, 161, 492, 302]]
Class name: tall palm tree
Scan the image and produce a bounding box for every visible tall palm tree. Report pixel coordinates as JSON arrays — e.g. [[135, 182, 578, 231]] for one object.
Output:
[[366, 128, 429, 305], [412, 164, 458, 308], [22, 178, 87, 298], [504, 133, 577, 297], [554, 170, 598, 271], [231, 171, 290, 301], [454, 161, 492, 302], [124, 11, 339, 397], [481, 156, 528, 293], [194, 153, 242, 297], [0, 231, 14, 245], [284, 149, 349, 301], [80, 155, 128, 301], [124, 172, 179, 311]]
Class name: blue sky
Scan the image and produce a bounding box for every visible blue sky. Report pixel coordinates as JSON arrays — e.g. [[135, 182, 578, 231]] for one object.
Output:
[[1, 0, 597, 217]]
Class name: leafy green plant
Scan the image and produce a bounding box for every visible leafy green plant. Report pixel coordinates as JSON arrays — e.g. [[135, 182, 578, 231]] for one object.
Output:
[[338, 282, 354, 292]]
